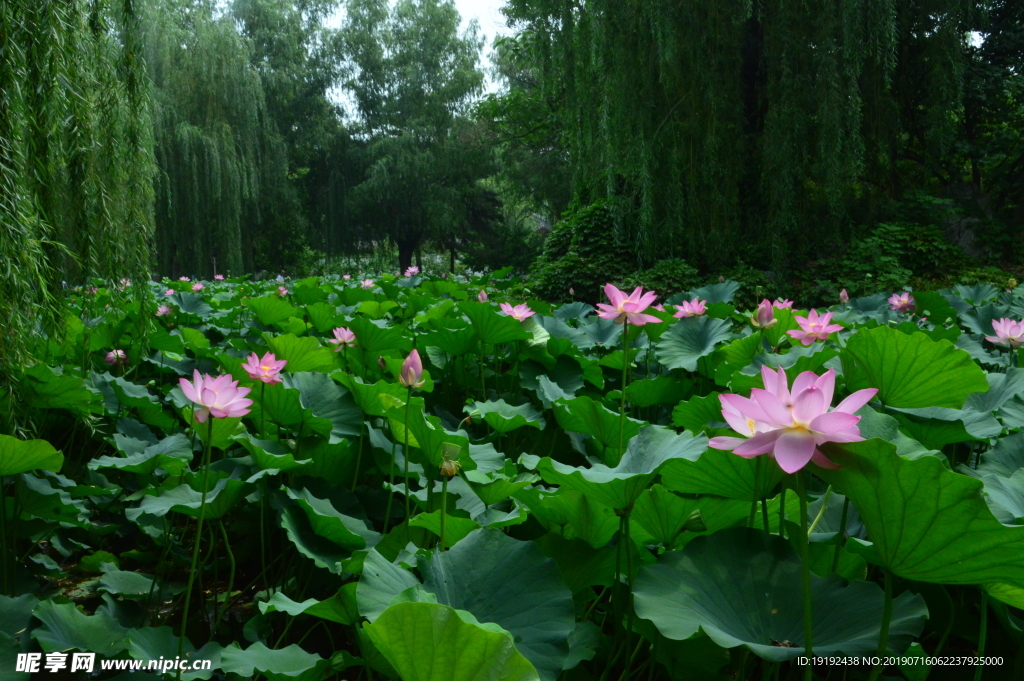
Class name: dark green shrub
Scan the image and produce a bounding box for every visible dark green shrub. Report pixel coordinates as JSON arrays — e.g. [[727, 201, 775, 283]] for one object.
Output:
[[621, 259, 702, 300]]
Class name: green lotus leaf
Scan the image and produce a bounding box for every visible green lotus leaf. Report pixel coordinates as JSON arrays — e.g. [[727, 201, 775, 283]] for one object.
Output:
[[629, 485, 747, 549], [349, 315, 414, 353], [537, 426, 706, 510], [171, 292, 214, 319], [21, 364, 93, 414], [265, 333, 335, 373], [656, 317, 735, 373], [220, 641, 328, 681], [106, 375, 178, 429], [91, 432, 192, 476], [460, 301, 532, 345], [467, 399, 545, 433], [247, 295, 298, 325], [357, 549, 422, 622], [671, 392, 724, 433], [285, 487, 380, 551], [423, 324, 479, 356], [420, 528, 575, 681], [0, 434, 63, 476], [131, 478, 251, 520], [365, 602, 540, 681], [283, 371, 362, 442], [409, 511, 480, 548], [841, 325, 988, 408], [259, 584, 359, 625], [126, 626, 221, 681], [514, 488, 618, 549], [233, 435, 312, 473], [633, 528, 928, 661], [624, 376, 692, 408], [31, 599, 128, 655], [660, 447, 784, 501], [818, 439, 1024, 587], [551, 395, 646, 466]]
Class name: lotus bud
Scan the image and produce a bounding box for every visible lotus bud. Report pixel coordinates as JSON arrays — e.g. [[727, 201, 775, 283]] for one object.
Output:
[[399, 349, 426, 389], [105, 349, 127, 367], [839, 289, 849, 304], [378, 355, 387, 370], [750, 299, 777, 329], [478, 289, 488, 303]]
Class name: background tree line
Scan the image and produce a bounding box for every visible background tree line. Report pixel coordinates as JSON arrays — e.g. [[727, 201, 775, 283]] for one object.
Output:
[[2, 0, 1023, 349]]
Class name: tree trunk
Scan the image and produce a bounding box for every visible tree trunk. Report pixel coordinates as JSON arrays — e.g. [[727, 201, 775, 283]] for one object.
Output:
[[397, 237, 417, 274], [449, 246, 456, 273]]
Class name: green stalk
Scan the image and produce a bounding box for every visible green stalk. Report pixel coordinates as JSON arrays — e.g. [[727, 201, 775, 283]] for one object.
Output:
[[831, 497, 850, 574], [439, 475, 449, 549], [974, 589, 988, 681], [351, 425, 364, 492], [402, 388, 413, 521], [383, 435, 397, 535], [177, 418, 214, 675], [750, 457, 763, 528], [211, 520, 236, 638], [0, 476, 6, 596], [795, 472, 814, 681], [619, 321, 629, 455], [807, 486, 832, 535], [778, 486, 787, 539], [622, 510, 635, 681], [259, 382, 266, 436], [867, 570, 894, 681]]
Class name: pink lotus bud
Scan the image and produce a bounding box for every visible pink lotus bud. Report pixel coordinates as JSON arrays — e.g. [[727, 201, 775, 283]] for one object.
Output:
[[569, 287, 575, 296], [214, 274, 224, 281], [751, 300, 777, 328], [478, 290, 488, 303], [192, 282, 204, 292], [342, 274, 351, 280], [156, 305, 173, 317], [839, 289, 849, 304], [165, 289, 175, 296], [399, 349, 425, 389], [105, 349, 127, 367]]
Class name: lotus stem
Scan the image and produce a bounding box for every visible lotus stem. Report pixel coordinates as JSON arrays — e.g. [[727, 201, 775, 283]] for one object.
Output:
[[750, 457, 763, 528], [619, 321, 629, 456], [439, 475, 448, 549], [211, 520, 235, 637], [807, 486, 832, 535], [402, 388, 413, 522], [974, 589, 988, 681], [795, 472, 814, 680], [831, 497, 850, 574], [177, 418, 214, 676], [383, 435, 398, 535], [868, 570, 894, 681], [351, 425, 364, 492], [0, 475, 7, 596], [259, 382, 266, 436], [778, 487, 786, 539]]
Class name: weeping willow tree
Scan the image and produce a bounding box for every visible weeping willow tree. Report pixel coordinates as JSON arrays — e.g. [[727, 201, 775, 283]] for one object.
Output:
[[0, 0, 154, 365], [146, 0, 304, 278], [499, 0, 977, 271]]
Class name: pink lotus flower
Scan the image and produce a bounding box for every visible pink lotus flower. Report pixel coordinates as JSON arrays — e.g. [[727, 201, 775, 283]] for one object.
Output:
[[404, 266, 420, 277], [750, 299, 777, 328], [214, 274, 224, 281], [328, 326, 356, 350], [772, 299, 793, 309], [179, 370, 253, 423], [787, 309, 843, 346], [889, 292, 915, 313], [596, 284, 661, 326], [342, 274, 351, 280], [361, 279, 374, 289], [709, 367, 878, 473], [569, 287, 575, 296], [105, 349, 127, 367], [241, 351, 287, 384], [499, 302, 536, 321], [654, 304, 665, 312], [277, 286, 289, 296], [478, 290, 489, 303], [399, 349, 426, 389], [986, 318, 1024, 348], [192, 282, 204, 292], [165, 289, 175, 296], [839, 289, 849, 304], [156, 305, 173, 317], [179, 276, 190, 282], [673, 298, 707, 318], [87, 287, 98, 295]]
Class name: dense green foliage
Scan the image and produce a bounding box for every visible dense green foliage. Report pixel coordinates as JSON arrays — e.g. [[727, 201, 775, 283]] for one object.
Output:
[[2, 276, 1024, 679]]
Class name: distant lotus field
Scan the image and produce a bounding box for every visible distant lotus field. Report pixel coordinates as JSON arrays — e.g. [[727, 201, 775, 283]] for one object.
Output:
[[4, 270, 1024, 680]]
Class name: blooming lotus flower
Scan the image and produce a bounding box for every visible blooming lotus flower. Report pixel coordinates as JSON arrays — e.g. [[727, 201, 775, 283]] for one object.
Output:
[[596, 284, 661, 326], [986, 318, 1024, 348], [276, 275, 285, 283], [241, 351, 287, 384], [709, 367, 878, 473], [499, 302, 536, 321], [889, 292, 915, 313], [179, 370, 253, 423], [165, 289, 175, 296], [361, 279, 374, 289], [750, 299, 777, 328], [404, 266, 420, 277], [773, 299, 793, 309], [277, 286, 289, 296], [214, 274, 224, 281], [478, 290, 488, 303], [192, 282, 204, 292], [328, 327, 356, 350], [673, 298, 707, 318], [787, 309, 843, 346], [105, 349, 127, 367], [839, 289, 849, 304], [179, 276, 190, 282], [342, 274, 351, 280], [156, 305, 172, 317], [399, 349, 426, 389], [654, 304, 665, 312]]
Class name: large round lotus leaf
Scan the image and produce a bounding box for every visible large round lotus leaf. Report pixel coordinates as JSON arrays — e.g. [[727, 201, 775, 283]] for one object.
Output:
[[842, 325, 987, 409], [538, 426, 706, 510], [364, 602, 540, 681], [656, 316, 735, 373], [633, 528, 928, 661], [0, 434, 63, 476], [421, 528, 575, 681], [819, 439, 1024, 588]]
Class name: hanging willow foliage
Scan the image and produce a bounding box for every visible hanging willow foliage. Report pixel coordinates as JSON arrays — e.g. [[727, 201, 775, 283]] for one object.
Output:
[[503, 0, 975, 272], [0, 0, 154, 366], [146, 0, 302, 278]]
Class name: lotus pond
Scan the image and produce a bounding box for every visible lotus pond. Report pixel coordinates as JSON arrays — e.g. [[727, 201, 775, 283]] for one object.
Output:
[[3, 273, 1024, 680]]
